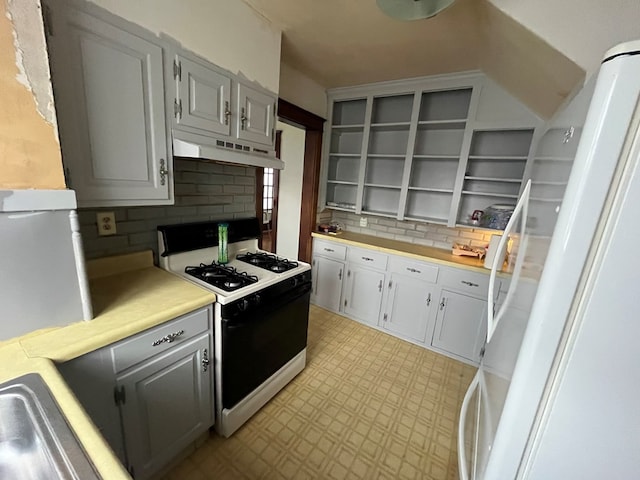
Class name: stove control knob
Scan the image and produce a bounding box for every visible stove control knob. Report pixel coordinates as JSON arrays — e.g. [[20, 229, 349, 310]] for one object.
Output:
[[291, 276, 299, 287], [252, 294, 262, 306], [238, 299, 250, 312]]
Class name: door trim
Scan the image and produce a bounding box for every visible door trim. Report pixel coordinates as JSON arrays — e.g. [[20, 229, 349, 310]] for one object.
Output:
[[277, 99, 325, 263]]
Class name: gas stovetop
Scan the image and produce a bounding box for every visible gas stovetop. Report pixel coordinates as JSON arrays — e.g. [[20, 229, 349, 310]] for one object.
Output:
[[236, 252, 299, 273], [157, 219, 311, 304], [184, 263, 259, 292]]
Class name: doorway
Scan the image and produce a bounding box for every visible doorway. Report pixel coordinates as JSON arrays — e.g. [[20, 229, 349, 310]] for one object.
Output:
[[256, 132, 281, 252]]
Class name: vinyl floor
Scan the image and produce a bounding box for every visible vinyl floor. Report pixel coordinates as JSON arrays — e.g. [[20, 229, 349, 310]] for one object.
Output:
[[160, 305, 476, 480]]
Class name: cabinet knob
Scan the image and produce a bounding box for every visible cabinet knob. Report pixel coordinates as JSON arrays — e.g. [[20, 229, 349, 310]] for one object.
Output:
[[224, 101, 231, 125], [338, 269, 342, 280], [439, 298, 446, 310], [240, 107, 248, 130], [159, 159, 169, 186], [202, 348, 210, 373], [426, 293, 431, 306]]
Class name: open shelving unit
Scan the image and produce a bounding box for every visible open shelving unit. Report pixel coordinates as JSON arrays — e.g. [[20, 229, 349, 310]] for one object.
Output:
[[456, 128, 534, 227], [326, 99, 366, 211]]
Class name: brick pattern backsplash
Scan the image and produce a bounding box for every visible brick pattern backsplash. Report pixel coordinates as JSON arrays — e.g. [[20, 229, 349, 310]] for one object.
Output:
[[79, 158, 256, 261], [328, 210, 497, 250]]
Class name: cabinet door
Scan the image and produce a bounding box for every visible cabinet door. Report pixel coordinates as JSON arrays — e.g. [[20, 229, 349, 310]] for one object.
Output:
[[47, 4, 170, 206], [432, 290, 486, 363], [343, 266, 385, 326], [236, 81, 276, 146], [117, 334, 213, 480], [383, 274, 436, 343], [174, 54, 232, 136], [311, 256, 344, 313]]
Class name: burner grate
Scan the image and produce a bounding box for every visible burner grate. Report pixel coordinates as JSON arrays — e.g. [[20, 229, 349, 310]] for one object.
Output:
[[185, 262, 258, 291], [236, 252, 298, 273]]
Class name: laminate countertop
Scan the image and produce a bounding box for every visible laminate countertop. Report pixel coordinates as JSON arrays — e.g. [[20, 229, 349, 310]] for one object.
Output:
[[0, 250, 216, 479], [312, 231, 499, 274]]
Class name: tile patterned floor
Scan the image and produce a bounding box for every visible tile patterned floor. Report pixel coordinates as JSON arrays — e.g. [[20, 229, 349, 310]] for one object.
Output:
[[161, 306, 476, 480]]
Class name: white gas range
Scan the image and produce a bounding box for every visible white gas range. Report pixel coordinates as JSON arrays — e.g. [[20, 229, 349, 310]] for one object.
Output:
[[158, 219, 311, 437]]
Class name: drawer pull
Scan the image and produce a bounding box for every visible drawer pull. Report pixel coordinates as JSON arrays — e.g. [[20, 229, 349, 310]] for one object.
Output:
[[361, 256, 374, 262], [152, 329, 185, 346], [461, 280, 479, 288], [202, 348, 210, 373], [324, 248, 335, 252], [406, 267, 422, 274]]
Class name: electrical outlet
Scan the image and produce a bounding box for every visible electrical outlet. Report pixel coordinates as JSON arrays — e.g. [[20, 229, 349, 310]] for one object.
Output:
[[359, 216, 368, 227], [97, 212, 117, 236]]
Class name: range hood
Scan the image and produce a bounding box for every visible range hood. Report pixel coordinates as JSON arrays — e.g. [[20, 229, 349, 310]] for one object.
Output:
[[172, 130, 285, 170]]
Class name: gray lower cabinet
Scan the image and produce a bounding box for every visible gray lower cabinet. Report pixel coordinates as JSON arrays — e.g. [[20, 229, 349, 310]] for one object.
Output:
[[343, 265, 385, 326], [431, 290, 487, 362], [117, 333, 212, 479], [58, 306, 214, 479], [382, 274, 437, 343]]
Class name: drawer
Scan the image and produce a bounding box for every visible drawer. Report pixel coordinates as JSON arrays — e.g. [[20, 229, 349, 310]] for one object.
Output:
[[347, 247, 388, 270], [313, 239, 346, 261], [440, 268, 492, 298], [389, 256, 439, 283], [110, 306, 212, 374]]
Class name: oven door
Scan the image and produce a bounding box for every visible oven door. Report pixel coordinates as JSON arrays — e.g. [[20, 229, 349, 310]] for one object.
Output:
[[221, 281, 311, 409]]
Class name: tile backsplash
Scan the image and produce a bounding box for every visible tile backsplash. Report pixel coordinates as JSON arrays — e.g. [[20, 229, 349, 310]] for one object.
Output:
[[79, 158, 256, 261], [327, 210, 497, 250]]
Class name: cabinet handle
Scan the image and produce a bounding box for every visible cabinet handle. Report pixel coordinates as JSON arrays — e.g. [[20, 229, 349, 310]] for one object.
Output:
[[338, 269, 342, 280], [224, 101, 231, 125], [439, 298, 446, 310], [406, 267, 421, 274], [240, 107, 248, 130], [426, 293, 431, 306], [563, 126, 575, 144], [152, 329, 185, 346], [347, 270, 351, 277], [361, 256, 374, 262], [388, 280, 392, 289], [461, 280, 479, 288], [324, 247, 334, 252], [159, 159, 169, 186], [378, 280, 382, 292], [312, 259, 316, 266], [202, 348, 210, 373], [383, 313, 388, 321]]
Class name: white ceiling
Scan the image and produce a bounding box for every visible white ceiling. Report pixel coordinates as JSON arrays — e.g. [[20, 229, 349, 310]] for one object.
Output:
[[243, 0, 639, 118]]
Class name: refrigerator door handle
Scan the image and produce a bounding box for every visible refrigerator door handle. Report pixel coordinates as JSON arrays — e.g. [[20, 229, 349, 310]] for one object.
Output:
[[487, 179, 531, 342], [458, 370, 481, 480]]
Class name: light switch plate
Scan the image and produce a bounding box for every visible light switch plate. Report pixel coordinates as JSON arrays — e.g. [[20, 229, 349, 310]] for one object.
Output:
[[359, 217, 368, 227], [97, 212, 117, 236]]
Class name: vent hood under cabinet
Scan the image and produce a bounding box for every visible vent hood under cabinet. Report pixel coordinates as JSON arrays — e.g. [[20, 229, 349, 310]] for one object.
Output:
[[172, 132, 285, 170]]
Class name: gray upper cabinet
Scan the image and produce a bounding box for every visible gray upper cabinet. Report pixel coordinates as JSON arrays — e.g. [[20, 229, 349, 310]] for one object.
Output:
[[47, 0, 172, 207], [236, 81, 276, 147], [172, 53, 232, 137], [168, 46, 277, 152]]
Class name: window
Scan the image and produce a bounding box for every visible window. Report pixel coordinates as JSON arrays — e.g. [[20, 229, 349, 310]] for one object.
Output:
[[263, 168, 274, 225]]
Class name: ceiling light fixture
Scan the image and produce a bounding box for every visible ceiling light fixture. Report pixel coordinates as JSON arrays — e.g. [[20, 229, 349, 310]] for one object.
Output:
[[376, 0, 456, 21]]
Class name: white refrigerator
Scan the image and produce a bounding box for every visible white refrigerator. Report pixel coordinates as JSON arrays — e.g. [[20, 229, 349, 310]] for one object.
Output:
[[458, 40, 640, 479]]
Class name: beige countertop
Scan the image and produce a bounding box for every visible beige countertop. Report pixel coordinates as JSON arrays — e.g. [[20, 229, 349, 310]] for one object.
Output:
[[0, 250, 216, 479], [312, 231, 493, 273]]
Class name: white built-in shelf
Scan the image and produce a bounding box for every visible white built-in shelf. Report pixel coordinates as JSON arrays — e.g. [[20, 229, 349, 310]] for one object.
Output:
[[462, 191, 519, 199], [413, 154, 459, 159], [530, 197, 563, 203], [367, 153, 406, 158], [370, 122, 411, 130], [531, 180, 568, 186], [464, 176, 522, 183], [327, 180, 358, 185], [332, 124, 365, 130], [417, 121, 467, 130], [534, 156, 574, 162], [406, 215, 448, 225], [408, 187, 454, 193], [364, 183, 402, 189], [326, 202, 356, 211], [329, 152, 361, 157], [361, 209, 397, 218], [467, 155, 528, 161]]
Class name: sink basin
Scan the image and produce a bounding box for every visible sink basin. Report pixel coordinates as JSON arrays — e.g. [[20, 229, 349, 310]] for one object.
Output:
[[0, 373, 99, 479]]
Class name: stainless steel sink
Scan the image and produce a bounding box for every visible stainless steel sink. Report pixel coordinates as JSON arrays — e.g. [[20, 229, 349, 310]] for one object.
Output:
[[0, 373, 99, 479]]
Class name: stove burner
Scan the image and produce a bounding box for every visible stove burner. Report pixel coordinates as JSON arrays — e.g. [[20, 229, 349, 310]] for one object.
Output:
[[236, 252, 298, 273], [185, 263, 258, 292]]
